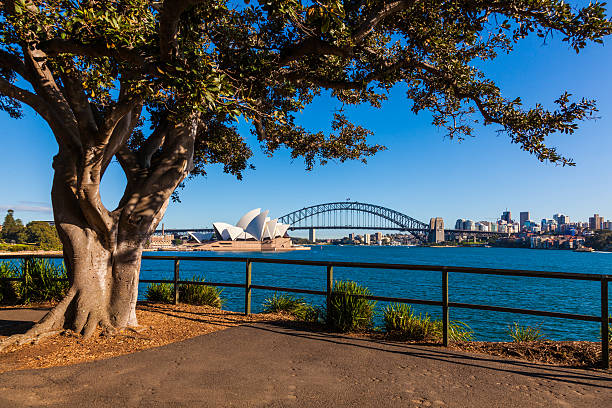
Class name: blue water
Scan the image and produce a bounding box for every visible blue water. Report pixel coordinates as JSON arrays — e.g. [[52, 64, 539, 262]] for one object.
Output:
[[138, 246, 612, 342]]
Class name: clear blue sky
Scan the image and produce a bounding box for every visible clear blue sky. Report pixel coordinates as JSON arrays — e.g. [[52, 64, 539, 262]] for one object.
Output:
[[1, 32, 611, 238]]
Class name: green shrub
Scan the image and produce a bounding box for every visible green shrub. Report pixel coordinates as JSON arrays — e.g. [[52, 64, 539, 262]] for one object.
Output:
[[179, 276, 225, 308], [384, 303, 437, 340], [327, 280, 376, 332], [507, 322, 547, 342], [0, 261, 19, 303], [262, 292, 319, 321], [145, 282, 174, 302], [383, 303, 474, 342], [17, 258, 68, 304], [145, 276, 225, 308]]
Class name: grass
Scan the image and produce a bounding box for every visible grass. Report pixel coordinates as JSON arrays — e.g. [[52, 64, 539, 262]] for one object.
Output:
[[0, 262, 19, 303], [145, 275, 225, 308], [0, 259, 68, 304], [262, 292, 319, 321], [327, 280, 376, 332], [383, 303, 474, 342], [507, 322, 547, 342]]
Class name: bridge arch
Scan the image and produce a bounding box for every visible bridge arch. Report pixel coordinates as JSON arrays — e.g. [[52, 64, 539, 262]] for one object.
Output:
[[277, 202, 429, 231]]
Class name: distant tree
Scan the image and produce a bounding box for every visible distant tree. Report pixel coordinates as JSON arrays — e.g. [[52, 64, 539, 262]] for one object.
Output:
[[23, 221, 62, 250], [584, 230, 612, 251], [1, 209, 25, 243], [0, 1, 611, 346]]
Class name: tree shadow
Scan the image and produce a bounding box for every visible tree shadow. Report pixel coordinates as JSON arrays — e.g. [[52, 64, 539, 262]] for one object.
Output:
[[246, 322, 612, 390], [0, 320, 35, 336]]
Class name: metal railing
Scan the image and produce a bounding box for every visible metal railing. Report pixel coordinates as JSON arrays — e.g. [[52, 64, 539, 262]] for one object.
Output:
[[1, 253, 610, 368]]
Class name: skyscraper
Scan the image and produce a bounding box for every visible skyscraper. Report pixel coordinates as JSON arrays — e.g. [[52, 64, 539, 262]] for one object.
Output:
[[520, 212, 530, 228], [589, 214, 604, 230], [501, 211, 512, 223]]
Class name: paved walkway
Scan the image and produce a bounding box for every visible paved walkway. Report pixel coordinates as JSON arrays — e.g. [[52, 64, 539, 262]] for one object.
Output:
[[0, 317, 611, 407]]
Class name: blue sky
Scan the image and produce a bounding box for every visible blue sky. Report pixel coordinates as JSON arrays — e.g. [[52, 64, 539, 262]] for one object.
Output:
[[1, 31, 611, 238]]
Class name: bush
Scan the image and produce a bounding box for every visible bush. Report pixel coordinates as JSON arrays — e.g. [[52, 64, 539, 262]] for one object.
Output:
[[383, 303, 474, 342], [17, 258, 69, 303], [262, 292, 319, 321], [327, 280, 376, 332], [145, 282, 174, 303], [145, 275, 225, 308], [507, 322, 547, 342], [179, 276, 225, 308], [384, 303, 437, 340], [0, 261, 19, 303]]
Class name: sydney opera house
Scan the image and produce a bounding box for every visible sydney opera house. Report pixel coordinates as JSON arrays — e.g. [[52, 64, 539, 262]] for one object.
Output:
[[188, 209, 307, 252]]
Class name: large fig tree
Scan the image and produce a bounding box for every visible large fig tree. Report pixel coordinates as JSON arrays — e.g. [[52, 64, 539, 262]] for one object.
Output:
[[0, 0, 610, 344]]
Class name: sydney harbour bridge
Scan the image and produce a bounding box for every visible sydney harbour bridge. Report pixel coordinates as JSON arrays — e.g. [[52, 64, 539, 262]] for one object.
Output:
[[158, 201, 508, 242]]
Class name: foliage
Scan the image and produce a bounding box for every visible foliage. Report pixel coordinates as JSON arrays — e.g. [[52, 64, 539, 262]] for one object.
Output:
[[0, 211, 61, 250], [179, 276, 225, 308], [327, 280, 376, 332], [0, 243, 37, 252], [584, 230, 612, 251], [144, 282, 174, 303], [0, 0, 609, 200], [0, 259, 68, 304], [1, 210, 25, 243], [383, 303, 473, 342], [0, 261, 19, 303], [22, 221, 62, 250], [262, 292, 319, 321], [17, 258, 68, 304], [145, 276, 225, 308], [507, 322, 548, 342]]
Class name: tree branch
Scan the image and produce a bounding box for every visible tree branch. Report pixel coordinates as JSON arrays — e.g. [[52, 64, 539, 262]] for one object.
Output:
[[158, 0, 203, 61], [352, 0, 416, 43]]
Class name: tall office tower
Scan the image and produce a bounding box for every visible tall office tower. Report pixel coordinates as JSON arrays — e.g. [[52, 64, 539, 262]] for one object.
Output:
[[501, 211, 512, 223], [520, 212, 530, 228]]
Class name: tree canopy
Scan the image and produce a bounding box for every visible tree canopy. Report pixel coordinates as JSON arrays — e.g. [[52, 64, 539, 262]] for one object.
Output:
[[1, 0, 610, 182]]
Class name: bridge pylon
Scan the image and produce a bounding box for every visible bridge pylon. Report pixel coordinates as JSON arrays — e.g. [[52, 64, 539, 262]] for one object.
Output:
[[428, 217, 445, 243]]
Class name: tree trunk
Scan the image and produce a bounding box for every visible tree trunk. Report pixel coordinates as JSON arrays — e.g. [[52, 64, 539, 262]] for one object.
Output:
[[21, 159, 156, 339]]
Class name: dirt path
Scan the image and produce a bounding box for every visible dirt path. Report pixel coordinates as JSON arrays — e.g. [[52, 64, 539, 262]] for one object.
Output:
[[0, 322, 610, 407]]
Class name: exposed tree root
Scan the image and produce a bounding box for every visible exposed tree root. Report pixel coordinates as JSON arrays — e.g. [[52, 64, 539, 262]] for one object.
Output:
[[0, 287, 122, 352]]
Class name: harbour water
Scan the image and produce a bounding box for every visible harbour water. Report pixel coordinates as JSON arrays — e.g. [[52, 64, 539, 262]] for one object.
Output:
[[139, 246, 612, 342]]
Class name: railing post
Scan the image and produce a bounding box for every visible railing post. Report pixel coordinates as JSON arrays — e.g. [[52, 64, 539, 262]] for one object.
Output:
[[602, 277, 609, 369], [173, 259, 180, 305], [326, 264, 334, 314], [442, 267, 449, 347], [245, 259, 252, 315]]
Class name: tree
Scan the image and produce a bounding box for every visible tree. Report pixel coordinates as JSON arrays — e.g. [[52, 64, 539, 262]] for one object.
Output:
[[0, 0, 610, 345], [23, 221, 62, 250], [1, 209, 25, 243]]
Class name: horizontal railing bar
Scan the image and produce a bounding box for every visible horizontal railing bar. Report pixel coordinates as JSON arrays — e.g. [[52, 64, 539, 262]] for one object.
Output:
[[448, 302, 606, 322], [250, 284, 326, 296], [178, 280, 245, 288], [138, 279, 171, 284], [1, 253, 609, 281]]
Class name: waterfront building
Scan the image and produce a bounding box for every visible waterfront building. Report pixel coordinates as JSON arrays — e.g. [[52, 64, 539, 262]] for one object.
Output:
[[364, 234, 371, 245], [589, 214, 604, 230], [464, 220, 475, 231], [375, 232, 383, 243], [212, 208, 290, 241], [149, 233, 174, 249], [455, 219, 465, 230], [348, 233, 355, 241], [520, 212, 530, 228]]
